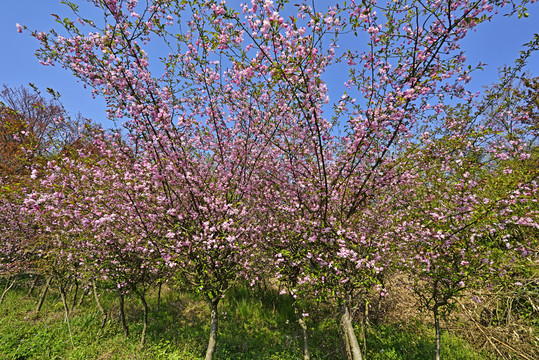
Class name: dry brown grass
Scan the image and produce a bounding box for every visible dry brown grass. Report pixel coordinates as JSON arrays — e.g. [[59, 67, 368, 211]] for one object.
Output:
[[362, 275, 538, 360]]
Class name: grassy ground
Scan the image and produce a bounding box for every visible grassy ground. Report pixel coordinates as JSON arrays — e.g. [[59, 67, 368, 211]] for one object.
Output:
[[0, 279, 489, 360]]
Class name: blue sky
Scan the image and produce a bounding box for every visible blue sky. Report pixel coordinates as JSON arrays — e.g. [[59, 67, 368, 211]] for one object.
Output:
[[1, 1, 538, 127], [1, 1, 109, 125]]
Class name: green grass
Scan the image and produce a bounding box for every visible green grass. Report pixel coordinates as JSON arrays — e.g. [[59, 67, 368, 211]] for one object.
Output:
[[0, 280, 490, 360], [364, 322, 487, 360]]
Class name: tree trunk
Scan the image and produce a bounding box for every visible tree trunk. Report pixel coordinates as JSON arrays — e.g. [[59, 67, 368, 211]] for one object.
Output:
[[77, 285, 89, 307], [434, 306, 441, 360], [70, 279, 79, 311], [363, 299, 369, 356], [341, 314, 353, 360], [93, 282, 107, 328], [364, 300, 370, 329], [118, 292, 129, 337], [157, 282, 162, 312], [139, 292, 149, 346], [298, 314, 311, 360], [205, 297, 220, 360], [0, 276, 16, 305], [27, 275, 39, 297], [59, 283, 70, 320], [35, 275, 52, 313], [292, 298, 310, 360], [59, 281, 74, 348], [341, 295, 363, 360]]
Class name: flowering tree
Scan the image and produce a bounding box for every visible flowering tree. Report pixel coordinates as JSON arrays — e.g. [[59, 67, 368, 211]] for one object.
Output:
[[242, 0, 538, 358], [28, 129, 169, 343], [393, 64, 539, 359], [31, 1, 282, 356], [0, 85, 87, 308]]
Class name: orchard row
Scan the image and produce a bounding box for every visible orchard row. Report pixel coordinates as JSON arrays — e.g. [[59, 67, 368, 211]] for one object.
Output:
[[2, 1, 538, 359]]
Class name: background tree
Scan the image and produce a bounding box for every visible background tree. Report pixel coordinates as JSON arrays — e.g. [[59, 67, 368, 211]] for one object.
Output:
[[0, 85, 84, 175]]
